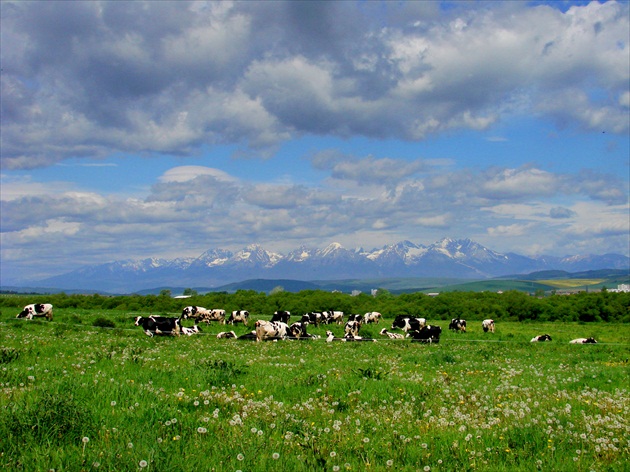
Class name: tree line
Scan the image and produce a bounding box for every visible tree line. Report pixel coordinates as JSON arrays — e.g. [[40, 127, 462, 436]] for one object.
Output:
[[1, 289, 628, 323]]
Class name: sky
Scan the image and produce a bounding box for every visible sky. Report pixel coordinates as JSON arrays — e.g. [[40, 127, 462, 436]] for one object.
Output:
[[1, 0, 629, 285]]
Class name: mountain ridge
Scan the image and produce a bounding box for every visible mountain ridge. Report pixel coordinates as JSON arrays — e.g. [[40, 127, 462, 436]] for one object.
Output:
[[15, 237, 629, 293]]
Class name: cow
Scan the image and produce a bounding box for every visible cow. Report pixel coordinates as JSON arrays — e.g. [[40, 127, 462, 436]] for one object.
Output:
[[288, 322, 317, 339], [181, 306, 205, 319], [195, 309, 226, 325], [343, 333, 376, 342], [181, 325, 201, 336], [16, 303, 54, 321], [531, 334, 552, 342], [379, 328, 404, 339], [300, 312, 323, 326], [391, 316, 426, 332], [255, 320, 289, 342], [364, 312, 382, 324], [217, 331, 237, 339], [344, 320, 361, 337], [570, 337, 598, 344], [346, 314, 363, 323], [407, 325, 442, 343], [237, 331, 258, 341], [324, 311, 344, 324], [227, 310, 250, 326], [134, 316, 181, 337], [326, 330, 343, 342], [482, 319, 495, 333], [449, 318, 467, 332], [271, 311, 291, 323]]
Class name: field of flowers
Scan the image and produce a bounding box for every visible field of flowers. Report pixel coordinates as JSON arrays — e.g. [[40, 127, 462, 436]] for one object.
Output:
[[1, 310, 628, 471]]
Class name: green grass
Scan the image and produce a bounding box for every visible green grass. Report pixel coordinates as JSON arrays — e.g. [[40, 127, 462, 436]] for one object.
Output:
[[1, 309, 629, 471]]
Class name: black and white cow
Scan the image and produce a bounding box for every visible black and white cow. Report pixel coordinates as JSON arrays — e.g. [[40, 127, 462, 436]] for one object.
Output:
[[227, 310, 250, 326], [364, 312, 382, 324], [449, 318, 467, 332], [300, 312, 323, 326], [324, 311, 344, 324], [255, 320, 289, 342], [391, 316, 426, 332], [237, 331, 258, 341], [407, 325, 442, 343], [181, 325, 201, 336], [16, 303, 54, 321], [134, 316, 181, 337], [379, 328, 404, 339], [346, 314, 363, 323], [325, 330, 375, 342], [569, 337, 598, 344], [482, 319, 495, 333], [344, 320, 361, 337], [196, 309, 226, 325], [217, 331, 237, 339], [531, 334, 552, 342], [181, 306, 205, 319], [288, 322, 317, 339], [271, 311, 291, 323]]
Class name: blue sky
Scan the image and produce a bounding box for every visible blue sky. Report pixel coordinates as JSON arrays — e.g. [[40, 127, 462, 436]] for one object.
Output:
[[1, 0, 629, 284]]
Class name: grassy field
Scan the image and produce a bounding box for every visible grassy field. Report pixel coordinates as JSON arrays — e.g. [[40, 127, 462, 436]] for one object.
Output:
[[537, 279, 606, 289], [1, 309, 629, 471]]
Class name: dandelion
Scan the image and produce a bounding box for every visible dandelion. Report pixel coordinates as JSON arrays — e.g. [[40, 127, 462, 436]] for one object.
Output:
[[237, 453, 245, 461], [272, 453, 280, 460], [386, 459, 394, 467], [330, 451, 337, 458], [363, 437, 370, 443], [333, 467, 340, 472], [139, 460, 148, 468], [82, 437, 90, 444], [424, 467, 431, 472], [128, 443, 134, 449], [251, 427, 258, 434], [92, 462, 100, 468], [197, 427, 207, 434], [257, 430, 263, 436], [111, 401, 116, 407]]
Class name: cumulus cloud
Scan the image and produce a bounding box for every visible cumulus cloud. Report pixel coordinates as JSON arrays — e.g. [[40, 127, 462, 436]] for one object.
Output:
[[1, 1, 628, 169]]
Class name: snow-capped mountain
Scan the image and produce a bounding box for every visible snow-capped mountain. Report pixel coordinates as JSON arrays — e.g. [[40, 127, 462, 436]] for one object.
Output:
[[29, 238, 629, 293]]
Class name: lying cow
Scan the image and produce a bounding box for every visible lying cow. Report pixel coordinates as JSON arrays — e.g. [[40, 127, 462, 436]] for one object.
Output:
[[217, 331, 237, 339], [391, 315, 426, 332], [237, 331, 258, 341], [325, 330, 375, 342], [570, 337, 598, 344], [449, 318, 467, 332], [301, 312, 323, 326], [16, 303, 54, 321], [134, 316, 181, 337], [379, 328, 404, 339], [531, 334, 552, 342], [408, 325, 442, 343], [364, 312, 382, 324], [482, 319, 495, 333], [344, 320, 361, 337], [228, 310, 250, 326], [255, 320, 289, 342], [271, 311, 291, 323], [288, 322, 316, 339], [181, 325, 201, 336]]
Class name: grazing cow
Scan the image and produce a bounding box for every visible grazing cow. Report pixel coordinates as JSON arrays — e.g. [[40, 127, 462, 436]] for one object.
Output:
[[364, 312, 382, 324], [391, 316, 426, 332], [569, 337, 598, 344], [324, 311, 344, 324], [228, 310, 250, 326], [407, 325, 442, 343], [379, 328, 404, 339], [482, 319, 495, 333], [346, 314, 363, 323], [16, 303, 54, 321], [217, 331, 237, 339], [288, 322, 317, 339], [195, 309, 226, 325], [271, 311, 291, 324], [531, 334, 552, 342], [449, 318, 467, 332], [344, 320, 361, 337], [181, 306, 205, 319], [181, 325, 201, 336], [300, 312, 324, 326], [255, 320, 289, 342], [134, 316, 181, 337]]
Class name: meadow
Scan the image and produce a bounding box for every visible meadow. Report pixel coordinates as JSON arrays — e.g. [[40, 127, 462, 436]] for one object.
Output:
[[1, 308, 628, 472]]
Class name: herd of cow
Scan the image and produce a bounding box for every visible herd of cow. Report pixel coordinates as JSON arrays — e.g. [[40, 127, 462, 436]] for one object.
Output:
[[15, 303, 598, 344]]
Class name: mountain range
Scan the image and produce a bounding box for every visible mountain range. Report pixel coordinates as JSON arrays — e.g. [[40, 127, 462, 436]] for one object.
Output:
[[16, 238, 629, 293]]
